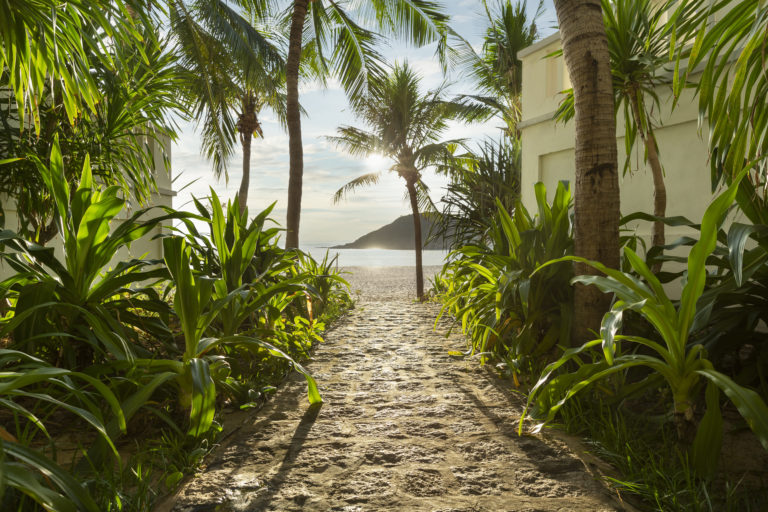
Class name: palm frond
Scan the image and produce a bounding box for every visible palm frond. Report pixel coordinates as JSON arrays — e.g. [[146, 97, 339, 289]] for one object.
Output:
[[333, 172, 382, 204], [327, 127, 382, 157], [326, 1, 386, 105], [415, 141, 462, 170], [414, 179, 437, 213], [193, 0, 284, 83], [371, 0, 449, 47]]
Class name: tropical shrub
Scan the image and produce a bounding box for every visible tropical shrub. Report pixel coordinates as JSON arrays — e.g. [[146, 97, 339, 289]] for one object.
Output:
[[436, 181, 573, 379], [171, 191, 349, 408], [290, 250, 351, 321], [432, 138, 521, 250], [0, 139, 182, 368], [522, 172, 768, 477], [0, 349, 125, 511], [0, 146, 350, 508], [131, 236, 321, 438], [620, 210, 768, 396], [0, 12, 180, 244]]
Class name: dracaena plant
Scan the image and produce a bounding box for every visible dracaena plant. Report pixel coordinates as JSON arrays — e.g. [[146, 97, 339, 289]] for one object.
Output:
[[436, 181, 573, 379], [175, 190, 316, 338], [135, 236, 320, 438], [522, 170, 768, 476], [206, 191, 318, 338], [289, 250, 350, 321], [0, 137, 183, 367], [0, 349, 125, 511]]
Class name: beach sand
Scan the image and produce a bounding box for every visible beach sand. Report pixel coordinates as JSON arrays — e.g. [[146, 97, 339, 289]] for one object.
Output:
[[341, 265, 443, 303], [163, 265, 623, 511]]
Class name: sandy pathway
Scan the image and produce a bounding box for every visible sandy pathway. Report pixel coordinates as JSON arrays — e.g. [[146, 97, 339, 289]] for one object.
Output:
[[166, 267, 623, 511]]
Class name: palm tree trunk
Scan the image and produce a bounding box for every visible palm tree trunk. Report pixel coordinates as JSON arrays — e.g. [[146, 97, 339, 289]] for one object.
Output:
[[406, 178, 425, 301], [237, 94, 260, 214], [554, 0, 621, 344], [239, 130, 251, 214], [285, 0, 309, 249], [629, 91, 666, 273]]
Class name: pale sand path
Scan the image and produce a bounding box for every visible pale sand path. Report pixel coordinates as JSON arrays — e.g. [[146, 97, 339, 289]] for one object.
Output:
[[165, 266, 624, 511]]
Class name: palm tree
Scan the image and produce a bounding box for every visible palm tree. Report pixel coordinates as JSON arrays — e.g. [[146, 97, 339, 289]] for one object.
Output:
[[556, 0, 706, 272], [553, 0, 620, 342], [283, 0, 450, 249], [169, 0, 286, 211], [453, 0, 544, 137], [177, 25, 286, 212], [329, 62, 463, 300]]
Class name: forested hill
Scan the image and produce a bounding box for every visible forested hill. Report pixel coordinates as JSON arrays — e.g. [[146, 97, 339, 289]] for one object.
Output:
[[332, 214, 450, 250]]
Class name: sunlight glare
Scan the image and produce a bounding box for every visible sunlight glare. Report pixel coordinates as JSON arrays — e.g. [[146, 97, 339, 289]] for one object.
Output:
[[365, 153, 389, 170]]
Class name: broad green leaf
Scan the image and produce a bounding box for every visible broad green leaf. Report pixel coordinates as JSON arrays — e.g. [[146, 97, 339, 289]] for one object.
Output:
[[697, 368, 768, 450], [691, 381, 723, 477], [727, 222, 764, 286], [3, 441, 100, 511], [186, 359, 216, 437], [679, 169, 747, 340]]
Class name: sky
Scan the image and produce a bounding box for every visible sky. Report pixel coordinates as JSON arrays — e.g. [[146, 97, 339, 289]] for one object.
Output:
[[171, 0, 557, 246]]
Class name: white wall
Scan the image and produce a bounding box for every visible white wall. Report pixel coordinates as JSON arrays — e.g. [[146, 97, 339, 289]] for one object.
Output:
[[518, 29, 731, 296]]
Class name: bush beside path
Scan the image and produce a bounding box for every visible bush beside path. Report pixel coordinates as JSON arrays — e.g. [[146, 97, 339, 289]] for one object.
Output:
[[163, 267, 624, 511]]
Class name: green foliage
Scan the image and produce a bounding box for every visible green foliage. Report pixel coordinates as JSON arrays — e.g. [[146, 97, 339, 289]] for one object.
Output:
[[675, 0, 768, 223], [0, 0, 142, 132], [0, 139, 182, 368], [153, 235, 322, 437], [171, 0, 286, 180], [0, 9, 181, 243], [0, 148, 351, 508], [0, 350, 125, 511], [436, 181, 573, 376], [522, 171, 768, 476], [291, 0, 450, 105], [558, 397, 768, 511], [432, 137, 521, 250], [291, 250, 351, 321], [451, 0, 544, 135]]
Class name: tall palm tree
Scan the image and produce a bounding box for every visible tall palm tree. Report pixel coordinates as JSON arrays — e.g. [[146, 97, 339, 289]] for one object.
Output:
[[169, 0, 286, 211], [553, 0, 620, 343], [177, 23, 287, 212], [454, 0, 544, 137], [283, 0, 450, 249], [556, 0, 707, 272], [329, 62, 464, 300]]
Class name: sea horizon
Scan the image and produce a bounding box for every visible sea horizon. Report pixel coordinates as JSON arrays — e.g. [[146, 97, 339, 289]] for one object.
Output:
[[304, 243, 449, 268]]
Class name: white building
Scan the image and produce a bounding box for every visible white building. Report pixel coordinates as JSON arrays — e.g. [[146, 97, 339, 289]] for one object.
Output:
[[518, 31, 714, 244]]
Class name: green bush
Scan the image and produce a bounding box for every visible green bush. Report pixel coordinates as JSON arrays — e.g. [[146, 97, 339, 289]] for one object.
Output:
[[436, 181, 573, 378], [522, 171, 768, 478], [0, 146, 351, 509]]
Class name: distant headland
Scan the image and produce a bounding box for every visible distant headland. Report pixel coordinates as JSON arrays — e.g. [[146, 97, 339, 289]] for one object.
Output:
[[331, 214, 451, 250]]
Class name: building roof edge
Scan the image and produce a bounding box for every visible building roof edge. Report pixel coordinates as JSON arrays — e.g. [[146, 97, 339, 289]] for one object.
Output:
[[519, 31, 562, 59]]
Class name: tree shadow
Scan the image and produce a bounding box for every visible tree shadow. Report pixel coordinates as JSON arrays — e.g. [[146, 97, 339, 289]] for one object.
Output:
[[453, 375, 585, 476], [246, 402, 323, 506]]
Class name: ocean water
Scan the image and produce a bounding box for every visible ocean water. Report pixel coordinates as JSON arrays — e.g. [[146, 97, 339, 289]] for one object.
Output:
[[304, 244, 449, 268]]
